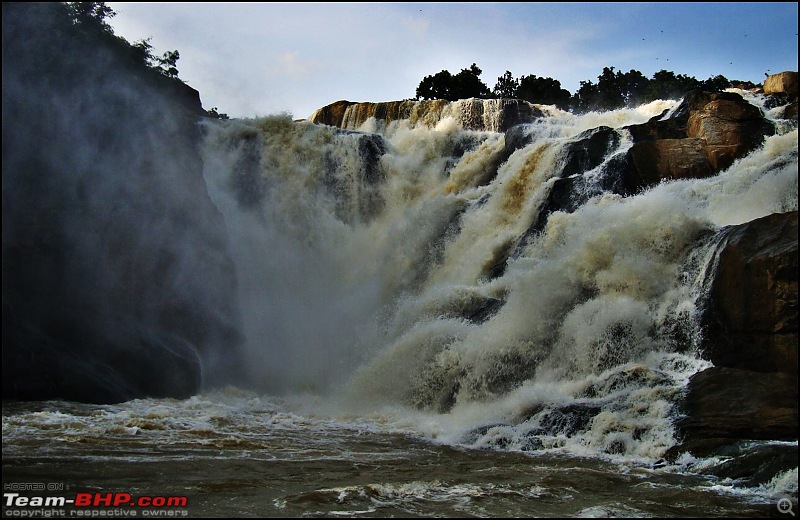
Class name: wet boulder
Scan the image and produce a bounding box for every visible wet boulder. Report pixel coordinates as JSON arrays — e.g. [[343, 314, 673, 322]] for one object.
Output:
[[622, 91, 775, 193], [702, 211, 798, 373], [671, 211, 798, 458], [686, 96, 777, 171], [673, 367, 797, 457]]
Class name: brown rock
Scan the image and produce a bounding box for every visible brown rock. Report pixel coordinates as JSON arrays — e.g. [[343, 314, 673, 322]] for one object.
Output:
[[668, 211, 798, 458], [308, 100, 357, 127], [702, 211, 798, 374], [674, 367, 798, 456], [622, 91, 775, 193], [763, 71, 799, 97], [309, 98, 542, 132], [783, 102, 798, 120], [628, 138, 713, 186], [687, 99, 775, 171]]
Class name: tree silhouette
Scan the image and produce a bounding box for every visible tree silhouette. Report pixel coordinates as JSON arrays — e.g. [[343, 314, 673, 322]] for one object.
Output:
[[416, 64, 491, 101], [66, 1, 115, 34], [516, 74, 571, 108], [493, 71, 519, 98]]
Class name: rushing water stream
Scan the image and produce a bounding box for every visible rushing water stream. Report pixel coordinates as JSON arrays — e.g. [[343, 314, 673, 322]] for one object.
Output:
[[2, 392, 794, 517]]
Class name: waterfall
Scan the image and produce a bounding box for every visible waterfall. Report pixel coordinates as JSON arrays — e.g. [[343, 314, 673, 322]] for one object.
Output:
[[200, 97, 797, 460]]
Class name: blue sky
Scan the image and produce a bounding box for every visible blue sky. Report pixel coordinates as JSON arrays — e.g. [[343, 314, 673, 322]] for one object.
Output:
[[106, 2, 799, 119]]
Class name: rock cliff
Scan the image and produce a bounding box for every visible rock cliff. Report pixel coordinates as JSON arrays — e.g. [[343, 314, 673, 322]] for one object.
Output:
[[671, 211, 798, 457], [310, 98, 544, 132], [2, 3, 242, 403]]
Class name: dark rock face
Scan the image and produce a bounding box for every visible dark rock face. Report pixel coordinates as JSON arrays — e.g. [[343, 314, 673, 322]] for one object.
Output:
[[2, 3, 242, 403], [702, 211, 798, 373], [628, 138, 714, 187], [671, 211, 798, 457], [622, 90, 775, 193], [695, 442, 799, 488], [764, 71, 799, 121], [322, 131, 389, 223], [673, 367, 798, 457], [2, 307, 202, 404]]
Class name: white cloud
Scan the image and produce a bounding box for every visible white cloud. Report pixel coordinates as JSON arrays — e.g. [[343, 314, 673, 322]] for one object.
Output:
[[403, 15, 430, 37], [279, 51, 316, 78]]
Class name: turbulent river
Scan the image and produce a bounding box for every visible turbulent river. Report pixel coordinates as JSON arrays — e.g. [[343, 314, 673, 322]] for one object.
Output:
[[2, 392, 796, 517], [3, 91, 797, 517]]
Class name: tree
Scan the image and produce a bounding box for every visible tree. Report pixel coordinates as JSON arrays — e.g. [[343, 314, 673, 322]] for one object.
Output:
[[206, 107, 229, 120], [157, 49, 180, 79], [417, 70, 454, 100], [595, 66, 624, 111], [647, 70, 680, 100], [646, 69, 701, 100], [701, 74, 731, 91], [572, 80, 600, 112], [416, 64, 491, 101], [451, 64, 491, 100], [617, 69, 650, 106], [64, 3, 183, 81], [493, 70, 519, 98], [66, 1, 115, 34], [516, 74, 571, 108]]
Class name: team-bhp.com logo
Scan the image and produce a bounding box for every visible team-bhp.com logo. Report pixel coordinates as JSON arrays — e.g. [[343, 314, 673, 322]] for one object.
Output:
[[4, 492, 189, 517]]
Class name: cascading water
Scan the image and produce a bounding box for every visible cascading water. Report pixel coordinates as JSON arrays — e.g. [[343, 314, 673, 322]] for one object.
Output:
[[3, 92, 796, 517], [200, 94, 797, 464]]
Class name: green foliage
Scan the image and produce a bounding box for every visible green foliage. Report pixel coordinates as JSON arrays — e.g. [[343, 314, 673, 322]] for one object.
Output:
[[418, 61, 757, 114], [416, 64, 491, 101], [157, 49, 180, 79], [617, 69, 650, 106], [573, 80, 600, 113], [63, 2, 182, 80], [493, 71, 518, 98], [206, 107, 229, 120], [702, 74, 732, 92], [66, 1, 115, 34], [566, 68, 745, 113], [516, 74, 571, 109]]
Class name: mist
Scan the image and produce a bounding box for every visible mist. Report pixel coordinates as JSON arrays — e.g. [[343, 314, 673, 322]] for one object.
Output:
[[2, 3, 241, 402]]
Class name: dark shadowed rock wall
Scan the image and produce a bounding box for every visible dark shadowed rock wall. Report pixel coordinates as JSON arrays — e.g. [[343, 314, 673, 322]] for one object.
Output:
[[672, 211, 798, 457], [2, 3, 242, 403]]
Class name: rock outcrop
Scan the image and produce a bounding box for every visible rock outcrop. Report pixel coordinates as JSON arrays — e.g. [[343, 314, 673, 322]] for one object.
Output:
[[764, 71, 799, 121], [2, 3, 242, 403], [310, 90, 777, 197], [702, 211, 798, 373], [670, 211, 799, 457], [622, 90, 776, 193], [764, 71, 799, 97], [675, 367, 797, 455], [309, 98, 544, 132]]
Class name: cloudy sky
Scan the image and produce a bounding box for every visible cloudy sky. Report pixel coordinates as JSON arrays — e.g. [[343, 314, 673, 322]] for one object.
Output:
[[106, 2, 799, 119]]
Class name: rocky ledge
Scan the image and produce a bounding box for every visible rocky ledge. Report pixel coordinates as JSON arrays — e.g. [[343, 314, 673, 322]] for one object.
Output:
[[670, 211, 798, 458]]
